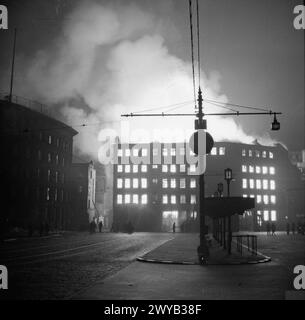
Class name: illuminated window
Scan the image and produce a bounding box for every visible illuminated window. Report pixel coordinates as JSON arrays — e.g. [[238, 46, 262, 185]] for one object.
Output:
[[125, 194, 131, 204], [242, 165, 247, 173], [162, 195, 168, 204], [249, 150, 253, 157], [269, 167, 275, 175], [141, 178, 147, 189], [180, 178, 186, 188], [249, 179, 254, 189], [141, 194, 148, 204], [55, 154, 59, 165], [190, 164, 196, 173], [125, 149, 131, 157], [271, 210, 277, 221], [117, 178, 123, 189], [263, 179, 268, 190], [141, 165, 147, 172], [133, 194, 139, 204], [162, 179, 168, 188], [242, 149, 246, 157], [219, 147, 225, 155], [269, 152, 273, 159], [118, 149, 123, 157], [142, 148, 148, 156], [170, 165, 176, 173], [249, 165, 254, 173], [162, 148, 168, 156], [117, 194, 123, 204], [170, 179, 176, 188], [211, 147, 217, 155], [171, 148, 176, 156], [48, 153, 51, 163], [125, 178, 130, 189], [47, 170, 51, 182], [133, 148, 139, 157], [262, 151, 267, 158], [179, 147, 185, 156], [180, 195, 186, 204], [270, 195, 276, 204], [117, 165, 123, 173], [263, 210, 269, 221], [162, 165, 168, 172], [180, 164, 186, 172], [262, 166, 268, 174], [250, 194, 255, 198], [257, 210, 261, 216], [255, 166, 261, 174], [171, 195, 176, 204], [190, 179, 196, 188], [243, 194, 248, 198], [256, 179, 261, 189], [133, 165, 138, 173], [133, 178, 139, 188], [257, 195, 262, 203], [46, 187, 50, 201], [48, 135, 52, 144], [263, 195, 269, 204], [242, 179, 247, 189], [152, 178, 158, 184], [152, 165, 158, 169], [270, 180, 275, 190], [190, 195, 196, 204], [255, 150, 260, 158], [191, 211, 197, 219], [125, 165, 131, 173], [153, 148, 158, 156]]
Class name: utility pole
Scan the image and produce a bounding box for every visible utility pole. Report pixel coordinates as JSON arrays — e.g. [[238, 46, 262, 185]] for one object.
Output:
[[9, 28, 17, 103]]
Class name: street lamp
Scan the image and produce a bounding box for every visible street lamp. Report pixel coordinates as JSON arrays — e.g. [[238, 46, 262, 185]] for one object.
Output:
[[224, 168, 233, 254], [271, 113, 280, 131]]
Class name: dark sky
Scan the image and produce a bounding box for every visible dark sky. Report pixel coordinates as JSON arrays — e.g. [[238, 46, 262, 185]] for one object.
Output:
[[0, 0, 304, 151]]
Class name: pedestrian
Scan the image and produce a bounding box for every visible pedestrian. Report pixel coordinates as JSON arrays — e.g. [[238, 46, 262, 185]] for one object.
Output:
[[98, 220, 103, 233], [271, 223, 276, 235], [286, 222, 290, 235], [172, 222, 176, 233], [292, 222, 295, 235], [266, 222, 270, 235]]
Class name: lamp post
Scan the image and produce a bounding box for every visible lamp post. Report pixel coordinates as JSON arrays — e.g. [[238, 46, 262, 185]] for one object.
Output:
[[224, 168, 233, 254]]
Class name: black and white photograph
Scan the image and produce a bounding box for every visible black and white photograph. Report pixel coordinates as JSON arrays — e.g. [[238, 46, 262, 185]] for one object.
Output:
[[0, 0, 304, 307]]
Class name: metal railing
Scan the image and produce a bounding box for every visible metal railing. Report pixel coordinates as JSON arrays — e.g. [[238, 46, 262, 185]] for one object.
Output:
[[233, 234, 257, 256]]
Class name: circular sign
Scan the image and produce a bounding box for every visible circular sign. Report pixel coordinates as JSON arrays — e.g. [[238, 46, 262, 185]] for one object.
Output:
[[189, 130, 214, 155]]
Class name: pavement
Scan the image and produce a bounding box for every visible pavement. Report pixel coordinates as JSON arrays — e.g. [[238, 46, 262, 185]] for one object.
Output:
[[75, 232, 305, 300]]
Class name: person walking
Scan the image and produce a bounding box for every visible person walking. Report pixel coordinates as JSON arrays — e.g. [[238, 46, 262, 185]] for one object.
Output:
[[172, 222, 176, 233], [271, 223, 276, 235], [286, 222, 290, 235], [98, 219, 103, 233], [266, 222, 271, 235]]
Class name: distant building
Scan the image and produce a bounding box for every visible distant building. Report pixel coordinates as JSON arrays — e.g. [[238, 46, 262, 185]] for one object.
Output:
[[112, 141, 304, 232], [0, 99, 78, 234], [68, 161, 97, 230]]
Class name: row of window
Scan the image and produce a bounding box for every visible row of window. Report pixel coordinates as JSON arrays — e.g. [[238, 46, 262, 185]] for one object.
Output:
[[242, 165, 275, 175], [44, 134, 69, 151], [257, 210, 277, 222], [243, 194, 276, 205], [116, 194, 197, 205], [242, 179, 275, 190], [117, 164, 197, 173], [37, 150, 66, 166], [117, 194, 148, 204], [210, 147, 225, 156], [116, 178, 197, 189], [242, 149, 273, 159]]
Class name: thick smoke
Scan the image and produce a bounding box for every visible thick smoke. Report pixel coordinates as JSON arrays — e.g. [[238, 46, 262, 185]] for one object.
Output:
[[16, 1, 279, 158]]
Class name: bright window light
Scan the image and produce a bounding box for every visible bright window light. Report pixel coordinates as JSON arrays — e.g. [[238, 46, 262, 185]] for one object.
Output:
[[219, 147, 225, 155], [263, 195, 269, 204], [133, 165, 138, 173], [170, 179, 176, 188], [117, 165, 123, 173], [191, 195, 196, 204], [263, 179, 268, 190], [270, 195, 276, 204], [125, 149, 131, 157], [262, 166, 268, 174], [152, 165, 158, 169], [125, 165, 131, 173], [249, 150, 253, 157], [118, 149, 123, 157], [269, 167, 275, 175], [263, 210, 269, 221], [243, 194, 248, 198], [271, 210, 277, 221], [242, 165, 247, 173], [162, 148, 168, 156], [132, 148, 139, 157], [125, 178, 130, 189], [162, 179, 168, 188], [255, 150, 260, 158], [242, 149, 246, 157], [256, 179, 261, 189], [142, 148, 148, 156], [249, 179, 254, 189], [133, 178, 139, 188], [180, 178, 186, 188], [171, 148, 176, 156], [162, 195, 168, 204], [170, 165, 176, 173], [242, 179, 247, 189], [117, 194, 123, 204], [141, 165, 147, 172], [125, 194, 130, 204], [249, 165, 254, 173], [141, 194, 148, 204], [262, 151, 267, 158], [257, 195, 262, 203], [171, 195, 176, 204], [190, 179, 196, 188], [211, 147, 217, 155], [180, 195, 186, 204], [117, 178, 123, 189], [270, 180, 275, 190], [269, 152, 273, 159], [190, 164, 196, 173], [133, 194, 139, 204], [180, 164, 186, 172], [162, 165, 168, 172], [141, 178, 147, 189], [255, 166, 261, 174]]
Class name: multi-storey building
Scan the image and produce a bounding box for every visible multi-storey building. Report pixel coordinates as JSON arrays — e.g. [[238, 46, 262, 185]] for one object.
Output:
[[112, 141, 304, 232], [0, 98, 78, 235]]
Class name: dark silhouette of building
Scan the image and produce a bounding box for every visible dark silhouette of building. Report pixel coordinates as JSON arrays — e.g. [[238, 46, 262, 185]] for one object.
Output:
[[0, 98, 77, 235]]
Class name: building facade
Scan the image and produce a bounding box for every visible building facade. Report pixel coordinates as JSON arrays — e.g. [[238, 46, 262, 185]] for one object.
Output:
[[0, 99, 78, 234], [112, 141, 304, 232]]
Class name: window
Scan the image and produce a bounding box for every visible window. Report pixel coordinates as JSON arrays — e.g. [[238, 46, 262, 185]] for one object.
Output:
[[242, 149, 246, 157], [270, 210, 277, 221], [48, 153, 51, 163], [262, 151, 267, 158], [190, 195, 196, 204], [162, 148, 168, 156], [190, 179, 196, 188], [170, 179, 176, 188], [255, 166, 261, 174], [219, 147, 225, 155], [249, 165, 254, 173], [48, 135, 52, 144], [47, 170, 51, 182], [46, 187, 50, 201], [54, 189, 58, 201], [141, 194, 148, 204], [55, 154, 59, 165], [257, 195, 262, 204], [162, 179, 168, 188], [242, 165, 247, 173], [180, 195, 186, 204], [249, 150, 253, 157], [180, 178, 186, 188], [55, 171, 58, 183], [142, 148, 148, 156], [249, 179, 254, 189], [152, 178, 158, 184], [125, 194, 131, 204], [242, 179, 247, 189], [153, 148, 158, 156], [117, 165, 123, 173], [256, 179, 261, 190], [250, 194, 255, 198], [243, 194, 248, 198], [262, 166, 268, 174], [263, 179, 268, 190], [170, 165, 176, 173], [125, 165, 131, 173], [162, 165, 168, 172], [171, 195, 176, 204], [152, 165, 158, 169], [211, 147, 217, 155], [170, 148, 176, 156], [141, 165, 147, 172], [263, 210, 269, 221], [179, 147, 185, 156], [141, 178, 147, 188], [118, 149, 123, 157], [125, 178, 130, 189], [255, 150, 260, 158], [270, 180, 275, 190], [125, 149, 131, 157], [133, 165, 138, 173], [180, 164, 186, 172], [269, 167, 275, 175], [270, 195, 276, 204], [117, 194, 123, 204], [133, 148, 139, 157], [117, 178, 123, 189], [189, 164, 196, 173], [269, 152, 274, 159], [263, 195, 269, 205], [133, 194, 139, 204], [162, 195, 168, 204], [133, 178, 139, 188]]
